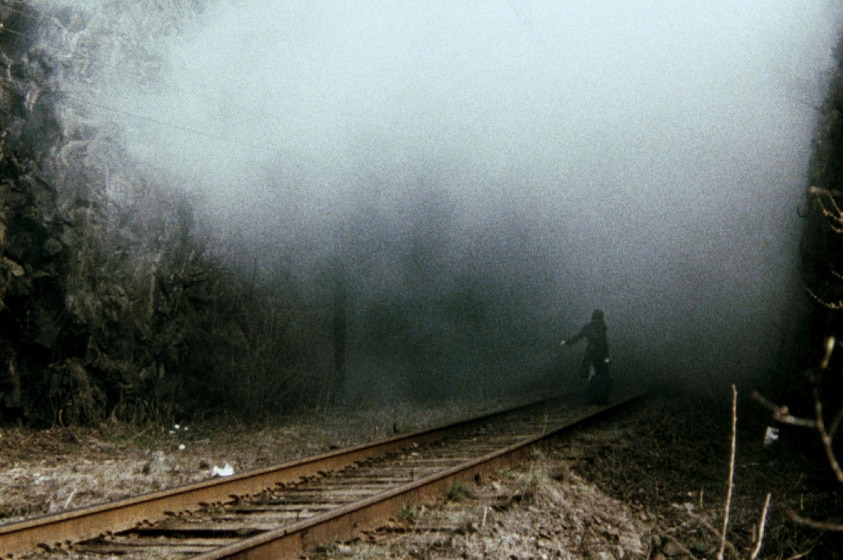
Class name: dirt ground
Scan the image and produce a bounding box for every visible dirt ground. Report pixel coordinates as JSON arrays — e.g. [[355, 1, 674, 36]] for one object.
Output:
[[0, 392, 840, 559], [308, 392, 842, 559]]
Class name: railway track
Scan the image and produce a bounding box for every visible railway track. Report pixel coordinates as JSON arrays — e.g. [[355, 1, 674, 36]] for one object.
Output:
[[1, 391, 646, 559]]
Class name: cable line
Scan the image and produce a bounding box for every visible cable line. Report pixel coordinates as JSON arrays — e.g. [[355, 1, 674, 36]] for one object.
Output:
[[0, 3, 39, 22], [0, 72, 271, 150], [0, 6, 272, 149], [0, 24, 32, 39]]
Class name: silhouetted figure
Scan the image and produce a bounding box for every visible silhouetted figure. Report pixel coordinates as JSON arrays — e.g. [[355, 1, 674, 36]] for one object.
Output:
[[561, 309, 611, 404]]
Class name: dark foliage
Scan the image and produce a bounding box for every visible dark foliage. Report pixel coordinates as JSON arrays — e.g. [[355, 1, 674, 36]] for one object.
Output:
[[801, 42, 843, 384], [0, 4, 330, 426]]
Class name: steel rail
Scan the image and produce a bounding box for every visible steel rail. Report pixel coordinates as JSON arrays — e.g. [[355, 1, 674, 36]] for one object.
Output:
[[192, 391, 648, 560], [0, 395, 563, 558]]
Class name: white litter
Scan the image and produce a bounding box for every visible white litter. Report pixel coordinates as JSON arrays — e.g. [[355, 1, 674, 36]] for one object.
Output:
[[763, 426, 779, 447], [212, 463, 234, 477], [178, 444, 186, 451]]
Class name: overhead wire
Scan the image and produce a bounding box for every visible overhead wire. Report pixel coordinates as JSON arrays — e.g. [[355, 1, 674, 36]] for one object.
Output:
[[0, 0, 39, 39], [4, 1, 567, 152], [502, 0, 561, 66], [0, 1, 39, 22], [0, 4, 273, 150], [0, 23, 30, 40], [506, 0, 533, 34], [65, 88, 264, 148], [0, 71, 273, 151]]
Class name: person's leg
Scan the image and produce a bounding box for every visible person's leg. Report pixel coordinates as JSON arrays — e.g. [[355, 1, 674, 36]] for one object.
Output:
[[594, 358, 609, 377], [579, 357, 590, 378]]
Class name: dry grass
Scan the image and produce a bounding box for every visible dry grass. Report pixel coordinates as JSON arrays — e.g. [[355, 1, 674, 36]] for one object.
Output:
[[313, 447, 649, 559], [0, 395, 532, 525], [3, 394, 839, 559], [310, 395, 842, 559]]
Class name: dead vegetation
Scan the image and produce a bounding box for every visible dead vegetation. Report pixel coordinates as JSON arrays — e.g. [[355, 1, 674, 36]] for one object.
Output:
[[0, 397, 521, 527], [327, 460, 648, 560], [0, 395, 838, 559], [307, 394, 841, 559]]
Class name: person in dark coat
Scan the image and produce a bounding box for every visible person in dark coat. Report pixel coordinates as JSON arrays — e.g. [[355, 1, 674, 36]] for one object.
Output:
[[561, 309, 611, 403]]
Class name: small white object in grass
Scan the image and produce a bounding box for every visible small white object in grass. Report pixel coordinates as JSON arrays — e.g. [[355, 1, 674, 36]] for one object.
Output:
[[178, 444, 186, 451], [335, 544, 354, 556], [212, 463, 234, 477], [763, 426, 779, 447]]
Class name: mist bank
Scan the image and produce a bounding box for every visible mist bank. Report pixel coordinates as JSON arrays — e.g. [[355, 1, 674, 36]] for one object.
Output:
[[41, 1, 843, 400]]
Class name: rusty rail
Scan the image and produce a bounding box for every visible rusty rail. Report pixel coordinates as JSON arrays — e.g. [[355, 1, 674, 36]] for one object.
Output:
[[0, 395, 565, 558], [192, 392, 647, 559]]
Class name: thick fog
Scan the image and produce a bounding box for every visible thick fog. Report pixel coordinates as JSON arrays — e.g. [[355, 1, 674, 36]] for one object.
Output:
[[49, 1, 843, 400]]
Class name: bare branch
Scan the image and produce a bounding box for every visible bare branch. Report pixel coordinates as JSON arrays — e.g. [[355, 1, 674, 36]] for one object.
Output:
[[683, 506, 739, 558], [784, 548, 816, 560], [827, 403, 843, 440], [808, 185, 843, 198], [810, 186, 843, 231], [805, 287, 843, 311], [754, 329, 843, 542], [787, 509, 843, 532], [750, 493, 772, 560], [812, 384, 843, 484], [820, 336, 836, 370], [750, 390, 816, 429], [717, 384, 737, 560]]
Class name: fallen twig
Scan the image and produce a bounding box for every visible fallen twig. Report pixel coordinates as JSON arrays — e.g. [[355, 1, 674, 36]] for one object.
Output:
[[683, 507, 739, 558], [784, 551, 815, 560]]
